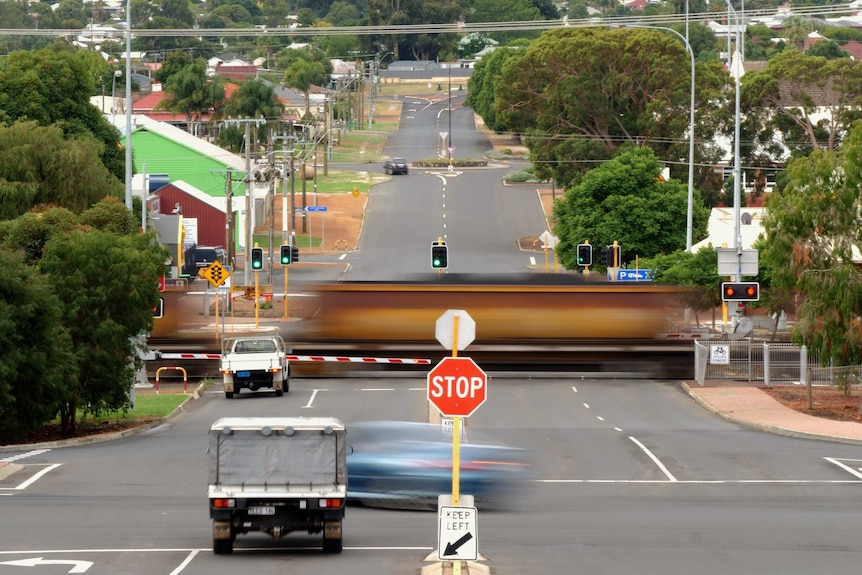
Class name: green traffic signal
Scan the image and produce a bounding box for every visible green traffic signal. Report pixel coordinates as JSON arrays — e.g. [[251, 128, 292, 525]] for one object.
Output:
[[280, 245, 291, 266], [431, 244, 448, 269], [251, 247, 264, 270]]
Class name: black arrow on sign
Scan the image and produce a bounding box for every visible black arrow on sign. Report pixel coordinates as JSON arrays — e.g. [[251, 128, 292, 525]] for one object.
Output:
[[444, 532, 473, 556]]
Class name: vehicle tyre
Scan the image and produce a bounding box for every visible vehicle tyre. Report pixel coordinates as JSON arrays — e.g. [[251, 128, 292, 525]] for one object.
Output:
[[225, 391, 234, 399], [213, 537, 233, 555], [322, 533, 343, 553]]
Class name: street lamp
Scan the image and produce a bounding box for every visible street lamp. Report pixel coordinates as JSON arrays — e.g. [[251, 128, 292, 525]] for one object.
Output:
[[111, 69, 122, 125], [625, 25, 696, 252], [447, 64, 453, 171]]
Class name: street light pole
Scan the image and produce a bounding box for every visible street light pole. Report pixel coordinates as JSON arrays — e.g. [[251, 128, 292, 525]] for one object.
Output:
[[627, 25, 696, 252], [448, 65, 453, 171], [111, 69, 122, 125]]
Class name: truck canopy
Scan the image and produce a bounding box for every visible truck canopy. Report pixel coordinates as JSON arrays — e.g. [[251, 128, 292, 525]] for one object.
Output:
[[209, 417, 346, 488]]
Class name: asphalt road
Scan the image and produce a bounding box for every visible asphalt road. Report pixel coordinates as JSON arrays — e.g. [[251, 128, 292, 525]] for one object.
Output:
[[4, 97, 862, 575], [3, 376, 862, 575]]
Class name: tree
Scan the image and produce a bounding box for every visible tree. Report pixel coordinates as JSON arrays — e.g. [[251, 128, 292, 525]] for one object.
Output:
[[469, 0, 542, 43], [551, 148, 710, 269], [158, 60, 226, 136], [465, 42, 528, 134], [494, 27, 709, 189], [284, 58, 326, 122], [641, 246, 722, 327], [760, 123, 862, 367], [0, 247, 74, 442], [0, 121, 123, 220], [39, 227, 169, 436], [742, 50, 862, 155], [0, 44, 126, 180]]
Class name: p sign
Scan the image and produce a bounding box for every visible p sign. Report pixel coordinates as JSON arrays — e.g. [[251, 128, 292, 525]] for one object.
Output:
[[427, 357, 487, 417]]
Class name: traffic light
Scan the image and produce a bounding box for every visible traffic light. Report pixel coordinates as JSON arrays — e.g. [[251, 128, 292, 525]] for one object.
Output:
[[721, 281, 760, 302], [251, 247, 264, 271], [154, 298, 164, 319], [280, 245, 291, 266], [576, 244, 592, 266], [291, 245, 299, 263], [600, 246, 610, 266], [431, 244, 448, 269]]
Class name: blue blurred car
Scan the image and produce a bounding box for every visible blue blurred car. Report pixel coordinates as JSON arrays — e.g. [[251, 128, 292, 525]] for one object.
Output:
[[346, 421, 534, 510]]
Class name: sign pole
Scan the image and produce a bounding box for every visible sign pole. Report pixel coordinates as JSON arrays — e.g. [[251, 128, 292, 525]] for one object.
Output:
[[450, 313, 461, 510], [254, 269, 259, 328], [283, 266, 289, 320]]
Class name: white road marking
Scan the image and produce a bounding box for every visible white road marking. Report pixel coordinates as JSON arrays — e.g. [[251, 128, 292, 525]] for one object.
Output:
[[303, 389, 325, 408], [583, 403, 590, 409], [1, 449, 51, 463], [629, 436, 678, 482], [536, 479, 862, 484], [596, 416, 605, 421], [824, 457, 862, 479], [0, 464, 62, 491], [168, 550, 199, 575]]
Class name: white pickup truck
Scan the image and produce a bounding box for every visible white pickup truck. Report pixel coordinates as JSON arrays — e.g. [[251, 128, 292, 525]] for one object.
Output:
[[220, 336, 288, 399], [208, 417, 347, 554]]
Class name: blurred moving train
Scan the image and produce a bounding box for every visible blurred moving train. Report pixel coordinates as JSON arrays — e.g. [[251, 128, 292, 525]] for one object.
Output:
[[300, 274, 686, 345], [149, 274, 693, 378]]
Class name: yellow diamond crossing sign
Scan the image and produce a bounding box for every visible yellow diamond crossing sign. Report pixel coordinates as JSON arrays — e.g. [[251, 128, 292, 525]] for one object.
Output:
[[204, 261, 229, 288]]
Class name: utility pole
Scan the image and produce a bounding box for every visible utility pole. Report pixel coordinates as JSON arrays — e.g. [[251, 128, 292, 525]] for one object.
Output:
[[222, 116, 266, 286]]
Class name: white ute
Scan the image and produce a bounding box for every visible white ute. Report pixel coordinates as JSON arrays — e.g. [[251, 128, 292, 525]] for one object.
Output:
[[220, 336, 288, 398], [208, 417, 347, 554]]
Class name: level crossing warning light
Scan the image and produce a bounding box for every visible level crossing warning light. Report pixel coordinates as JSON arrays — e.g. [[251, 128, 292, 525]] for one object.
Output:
[[721, 281, 760, 302], [431, 243, 448, 269]]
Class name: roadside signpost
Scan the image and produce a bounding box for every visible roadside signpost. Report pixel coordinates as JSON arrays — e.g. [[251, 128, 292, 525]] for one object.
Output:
[[438, 505, 478, 561], [615, 269, 653, 282], [427, 357, 487, 418], [431, 310, 485, 572]]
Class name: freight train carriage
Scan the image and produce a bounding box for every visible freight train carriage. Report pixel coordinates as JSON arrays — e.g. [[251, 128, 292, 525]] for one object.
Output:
[[303, 274, 685, 344]]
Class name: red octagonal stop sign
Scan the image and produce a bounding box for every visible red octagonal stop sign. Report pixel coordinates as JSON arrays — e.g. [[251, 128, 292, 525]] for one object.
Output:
[[427, 357, 487, 417]]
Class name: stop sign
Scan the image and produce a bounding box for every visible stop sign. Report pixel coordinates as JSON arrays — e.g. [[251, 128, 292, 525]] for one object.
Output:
[[427, 357, 487, 417]]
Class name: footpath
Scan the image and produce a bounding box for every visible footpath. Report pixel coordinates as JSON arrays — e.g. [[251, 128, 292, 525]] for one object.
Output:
[[683, 382, 862, 445]]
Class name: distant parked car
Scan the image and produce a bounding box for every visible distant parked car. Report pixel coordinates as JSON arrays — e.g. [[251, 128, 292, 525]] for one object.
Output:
[[345, 421, 535, 510], [383, 157, 409, 175]]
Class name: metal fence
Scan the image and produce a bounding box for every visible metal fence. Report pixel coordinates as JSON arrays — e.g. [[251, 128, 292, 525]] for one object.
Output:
[[694, 340, 862, 387]]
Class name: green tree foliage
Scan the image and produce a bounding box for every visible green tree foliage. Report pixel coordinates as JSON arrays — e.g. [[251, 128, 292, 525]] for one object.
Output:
[[0, 44, 126, 180], [465, 42, 528, 133], [804, 39, 849, 60], [742, 50, 862, 155], [641, 246, 722, 325], [494, 28, 710, 189], [0, 248, 74, 442], [283, 58, 327, 121], [0, 121, 123, 220], [0, 206, 78, 263], [39, 227, 169, 436], [223, 79, 284, 125], [761, 124, 862, 366], [470, 0, 543, 43], [158, 59, 227, 135], [552, 148, 710, 270]]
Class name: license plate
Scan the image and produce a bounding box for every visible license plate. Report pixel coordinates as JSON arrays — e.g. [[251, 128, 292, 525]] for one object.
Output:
[[237, 371, 250, 377], [248, 506, 275, 515]]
